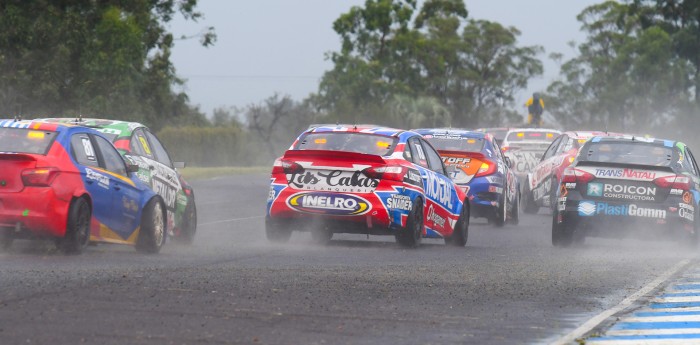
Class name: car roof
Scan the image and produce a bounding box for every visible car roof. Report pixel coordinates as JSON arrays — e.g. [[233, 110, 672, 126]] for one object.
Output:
[[38, 117, 145, 129], [588, 135, 677, 147], [306, 125, 405, 137], [506, 128, 561, 134], [413, 128, 487, 139], [0, 119, 76, 131]]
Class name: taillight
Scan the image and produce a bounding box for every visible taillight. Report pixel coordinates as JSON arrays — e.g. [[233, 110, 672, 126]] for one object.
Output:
[[475, 161, 496, 177], [561, 167, 594, 183], [272, 159, 304, 175], [22, 168, 59, 187], [654, 175, 691, 190], [362, 165, 407, 182], [501, 146, 510, 152]]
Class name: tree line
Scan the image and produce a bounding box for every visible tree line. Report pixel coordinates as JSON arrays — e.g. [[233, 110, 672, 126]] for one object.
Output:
[[1, 0, 698, 165]]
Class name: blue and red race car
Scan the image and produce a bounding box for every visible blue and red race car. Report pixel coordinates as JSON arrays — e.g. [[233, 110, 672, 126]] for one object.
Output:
[[414, 129, 520, 226], [266, 125, 470, 247], [0, 120, 167, 254]]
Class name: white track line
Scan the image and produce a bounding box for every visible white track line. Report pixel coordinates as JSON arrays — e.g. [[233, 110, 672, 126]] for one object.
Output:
[[552, 259, 691, 345], [199, 216, 264, 226]]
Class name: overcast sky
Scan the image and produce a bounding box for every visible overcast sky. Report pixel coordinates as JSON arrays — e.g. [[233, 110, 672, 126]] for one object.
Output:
[[169, 1, 601, 117]]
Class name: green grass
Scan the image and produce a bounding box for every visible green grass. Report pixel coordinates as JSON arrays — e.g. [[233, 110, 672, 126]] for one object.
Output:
[[179, 166, 270, 180]]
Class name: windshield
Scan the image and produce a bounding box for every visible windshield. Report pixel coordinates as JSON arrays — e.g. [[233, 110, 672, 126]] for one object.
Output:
[[580, 141, 673, 166], [506, 131, 559, 142], [0, 128, 57, 154], [423, 136, 484, 153], [295, 132, 397, 156]]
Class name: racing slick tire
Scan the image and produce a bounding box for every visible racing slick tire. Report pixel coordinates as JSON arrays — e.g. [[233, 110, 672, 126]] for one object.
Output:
[[523, 179, 539, 214], [551, 214, 573, 247], [136, 198, 166, 254], [60, 197, 91, 254], [509, 192, 520, 225], [0, 227, 14, 251], [548, 178, 559, 213], [175, 199, 197, 245], [265, 216, 293, 243], [396, 198, 423, 248], [445, 202, 469, 247], [493, 194, 507, 227]]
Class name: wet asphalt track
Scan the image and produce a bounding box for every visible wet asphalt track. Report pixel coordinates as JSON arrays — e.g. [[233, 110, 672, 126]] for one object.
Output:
[[0, 173, 698, 344]]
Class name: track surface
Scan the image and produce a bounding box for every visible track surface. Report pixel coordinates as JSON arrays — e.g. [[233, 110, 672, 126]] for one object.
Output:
[[1, 173, 697, 344]]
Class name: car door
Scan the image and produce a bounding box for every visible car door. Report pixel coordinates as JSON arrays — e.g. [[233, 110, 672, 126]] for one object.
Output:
[[531, 135, 564, 203], [492, 138, 517, 206], [70, 133, 111, 238], [419, 138, 457, 234], [92, 134, 142, 240], [683, 147, 700, 205]]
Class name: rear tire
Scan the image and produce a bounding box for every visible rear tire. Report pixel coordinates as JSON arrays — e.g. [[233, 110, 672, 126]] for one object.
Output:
[[175, 199, 197, 244], [136, 198, 166, 254], [509, 192, 520, 225], [551, 214, 573, 247], [523, 179, 539, 214], [493, 194, 506, 227], [396, 198, 423, 248], [446, 202, 469, 247], [60, 197, 91, 254], [265, 217, 292, 243]]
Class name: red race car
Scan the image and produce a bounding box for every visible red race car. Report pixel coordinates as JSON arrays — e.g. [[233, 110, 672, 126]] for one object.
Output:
[[523, 131, 620, 213], [266, 125, 470, 247]]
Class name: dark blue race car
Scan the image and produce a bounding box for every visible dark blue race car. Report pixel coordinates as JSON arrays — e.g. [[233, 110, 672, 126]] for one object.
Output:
[[414, 129, 520, 226]]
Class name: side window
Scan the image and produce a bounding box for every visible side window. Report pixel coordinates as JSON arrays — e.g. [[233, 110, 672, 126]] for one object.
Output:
[[403, 142, 414, 162], [70, 134, 99, 168], [542, 136, 562, 161], [145, 130, 173, 167], [93, 135, 127, 176], [408, 137, 429, 169], [421, 139, 446, 175], [491, 139, 504, 161], [687, 148, 700, 176], [559, 137, 573, 153], [132, 129, 155, 159]]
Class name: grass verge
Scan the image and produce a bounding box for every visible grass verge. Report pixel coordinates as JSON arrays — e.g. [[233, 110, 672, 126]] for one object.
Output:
[[179, 166, 270, 180]]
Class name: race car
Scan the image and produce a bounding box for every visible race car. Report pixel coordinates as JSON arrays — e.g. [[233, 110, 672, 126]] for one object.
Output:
[[414, 128, 519, 226], [501, 128, 562, 184], [37, 118, 197, 244], [0, 120, 166, 254], [552, 136, 700, 247], [266, 125, 470, 247], [523, 131, 611, 213]]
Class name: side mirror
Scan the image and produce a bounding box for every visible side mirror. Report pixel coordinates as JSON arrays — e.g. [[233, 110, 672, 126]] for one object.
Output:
[[173, 161, 186, 169], [504, 156, 513, 169], [127, 164, 140, 173]]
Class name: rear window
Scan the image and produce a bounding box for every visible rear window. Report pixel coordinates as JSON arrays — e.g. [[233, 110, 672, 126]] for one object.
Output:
[[581, 142, 673, 166], [506, 131, 559, 142], [295, 132, 398, 156], [0, 128, 56, 154], [423, 136, 484, 153]]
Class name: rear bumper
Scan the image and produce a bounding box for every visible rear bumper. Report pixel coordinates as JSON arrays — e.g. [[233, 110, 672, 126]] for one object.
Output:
[[0, 188, 69, 237]]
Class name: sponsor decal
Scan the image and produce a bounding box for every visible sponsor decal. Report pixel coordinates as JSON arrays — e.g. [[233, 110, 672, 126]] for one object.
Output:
[[485, 176, 504, 184], [442, 157, 471, 165], [287, 192, 371, 216], [121, 196, 138, 212], [671, 188, 684, 196], [152, 177, 178, 209], [683, 191, 692, 204], [565, 183, 577, 189], [507, 151, 540, 174], [578, 201, 666, 219], [424, 170, 453, 209], [587, 182, 657, 201], [85, 168, 109, 189], [488, 186, 503, 194], [427, 205, 446, 228], [404, 169, 422, 185], [267, 186, 276, 201], [557, 197, 567, 211], [386, 195, 413, 211], [592, 168, 658, 180], [288, 170, 379, 193], [679, 203, 695, 221]]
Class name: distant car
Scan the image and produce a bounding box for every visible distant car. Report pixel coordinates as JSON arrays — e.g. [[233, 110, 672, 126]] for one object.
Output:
[[414, 128, 520, 226], [523, 131, 612, 213], [37, 118, 197, 244], [0, 120, 166, 254], [476, 127, 511, 146], [267, 125, 470, 247], [501, 128, 562, 184], [552, 136, 700, 247]]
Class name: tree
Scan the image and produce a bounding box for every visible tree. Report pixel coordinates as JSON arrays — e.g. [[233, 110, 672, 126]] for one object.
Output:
[[0, 0, 215, 130]]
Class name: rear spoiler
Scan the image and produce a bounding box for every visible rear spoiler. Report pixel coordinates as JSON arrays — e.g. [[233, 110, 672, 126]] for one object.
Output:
[[576, 160, 674, 173], [437, 150, 487, 159], [283, 149, 386, 164], [0, 153, 37, 161]]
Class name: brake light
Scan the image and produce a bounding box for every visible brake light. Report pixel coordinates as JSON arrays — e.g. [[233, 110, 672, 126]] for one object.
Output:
[[475, 161, 496, 177], [22, 168, 59, 187], [362, 165, 407, 182], [501, 146, 510, 152], [271, 159, 304, 175], [654, 175, 691, 190], [561, 167, 594, 183]]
